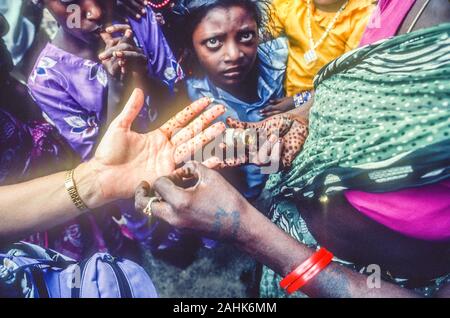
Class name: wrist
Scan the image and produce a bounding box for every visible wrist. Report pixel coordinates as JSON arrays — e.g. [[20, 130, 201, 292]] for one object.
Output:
[[234, 202, 315, 277], [73, 160, 111, 210], [234, 203, 269, 251]]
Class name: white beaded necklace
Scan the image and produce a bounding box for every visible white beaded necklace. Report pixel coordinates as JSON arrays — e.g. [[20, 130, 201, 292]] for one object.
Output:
[[304, 0, 349, 65]]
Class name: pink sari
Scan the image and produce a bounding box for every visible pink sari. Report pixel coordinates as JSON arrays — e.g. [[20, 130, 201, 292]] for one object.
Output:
[[359, 0, 416, 46]]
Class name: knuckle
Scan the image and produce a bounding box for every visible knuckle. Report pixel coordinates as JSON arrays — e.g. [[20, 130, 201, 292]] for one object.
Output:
[[134, 198, 145, 212]]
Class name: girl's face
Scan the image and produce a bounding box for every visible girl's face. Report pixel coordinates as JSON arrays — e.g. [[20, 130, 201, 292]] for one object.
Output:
[[44, 0, 114, 44], [192, 5, 259, 91]]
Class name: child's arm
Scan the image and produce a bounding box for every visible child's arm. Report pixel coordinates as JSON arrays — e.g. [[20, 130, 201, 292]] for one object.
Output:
[[127, 7, 184, 91], [99, 25, 148, 130], [106, 76, 127, 130], [261, 91, 314, 118]]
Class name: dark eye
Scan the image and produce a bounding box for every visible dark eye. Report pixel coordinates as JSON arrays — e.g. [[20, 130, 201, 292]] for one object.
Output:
[[239, 32, 255, 43], [205, 38, 222, 49]]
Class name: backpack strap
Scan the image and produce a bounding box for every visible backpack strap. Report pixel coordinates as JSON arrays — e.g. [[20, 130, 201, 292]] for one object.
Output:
[[30, 267, 50, 298], [70, 258, 90, 298]]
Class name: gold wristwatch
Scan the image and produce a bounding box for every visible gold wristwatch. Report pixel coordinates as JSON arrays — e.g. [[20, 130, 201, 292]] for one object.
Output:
[[65, 169, 89, 212]]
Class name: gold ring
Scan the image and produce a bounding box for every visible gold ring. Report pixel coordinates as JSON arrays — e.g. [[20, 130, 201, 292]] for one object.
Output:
[[143, 197, 161, 218], [224, 129, 256, 148]]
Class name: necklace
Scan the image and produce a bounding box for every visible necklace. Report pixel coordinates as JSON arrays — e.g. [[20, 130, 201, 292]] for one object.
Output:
[[304, 0, 349, 65], [148, 0, 171, 10]]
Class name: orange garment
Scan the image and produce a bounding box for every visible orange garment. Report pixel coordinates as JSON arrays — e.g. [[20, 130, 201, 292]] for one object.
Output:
[[268, 0, 375, 95]]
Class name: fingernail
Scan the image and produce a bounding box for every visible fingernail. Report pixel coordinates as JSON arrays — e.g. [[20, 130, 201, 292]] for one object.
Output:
[[106, 26, 114, 33]]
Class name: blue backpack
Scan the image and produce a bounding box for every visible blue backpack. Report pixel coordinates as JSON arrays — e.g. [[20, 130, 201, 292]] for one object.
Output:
[[0, 242, 158, 298]]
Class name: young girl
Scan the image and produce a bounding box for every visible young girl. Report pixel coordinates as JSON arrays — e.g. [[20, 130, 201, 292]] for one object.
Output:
[[28, 0, 183, 160], [26, 0, 184, 257], [179, 0, 289, 199], [262, 0, 375, 116]]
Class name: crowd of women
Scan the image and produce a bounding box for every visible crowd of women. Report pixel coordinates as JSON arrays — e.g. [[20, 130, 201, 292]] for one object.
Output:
[[0, 0, 449, 298]]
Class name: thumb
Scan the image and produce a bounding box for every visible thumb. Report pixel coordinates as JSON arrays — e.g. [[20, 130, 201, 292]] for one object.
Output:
[[174, 161, 209, 181], [151, 201, 178, 226], [202, 157, 222, 169], [112, 88, 145, 130], [153, 176, 188, 206]]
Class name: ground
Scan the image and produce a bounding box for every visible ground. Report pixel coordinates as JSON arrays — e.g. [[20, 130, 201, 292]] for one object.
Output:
[[141, 243, 260, 298]]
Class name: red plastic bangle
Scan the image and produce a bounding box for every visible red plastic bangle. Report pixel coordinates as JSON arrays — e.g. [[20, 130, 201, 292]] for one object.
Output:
[[280, 247, 328, 290], [286, 249, 334, 294]]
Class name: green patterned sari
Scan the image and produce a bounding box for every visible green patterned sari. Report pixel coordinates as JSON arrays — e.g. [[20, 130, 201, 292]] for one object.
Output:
[[259, 24, 450, 298]]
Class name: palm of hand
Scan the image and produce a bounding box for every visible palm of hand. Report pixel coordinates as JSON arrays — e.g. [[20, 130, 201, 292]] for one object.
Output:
[[95, 126, 176, 200], [91, 89, 226, 202]]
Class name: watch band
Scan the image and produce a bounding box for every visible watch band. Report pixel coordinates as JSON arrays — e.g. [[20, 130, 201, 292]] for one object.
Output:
[[65, 169, 89, 212]]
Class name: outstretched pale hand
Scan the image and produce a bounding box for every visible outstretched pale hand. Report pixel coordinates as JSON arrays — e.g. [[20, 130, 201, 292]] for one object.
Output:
[[91, 88, 226, 204]]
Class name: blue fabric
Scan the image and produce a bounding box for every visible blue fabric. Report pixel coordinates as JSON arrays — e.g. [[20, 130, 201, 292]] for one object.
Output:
[[0, 242, 158, 298], [186, 38, 288, 198]]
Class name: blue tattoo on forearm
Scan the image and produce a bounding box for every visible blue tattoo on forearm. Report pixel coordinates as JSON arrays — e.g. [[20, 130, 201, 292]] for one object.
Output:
[[212, 209, 241, 239]]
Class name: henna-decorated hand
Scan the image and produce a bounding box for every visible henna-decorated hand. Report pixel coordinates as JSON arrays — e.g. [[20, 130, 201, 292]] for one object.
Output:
[[135, 162, 251, 241], [225, 115, 308, 168], [203, 129, 283, 171]]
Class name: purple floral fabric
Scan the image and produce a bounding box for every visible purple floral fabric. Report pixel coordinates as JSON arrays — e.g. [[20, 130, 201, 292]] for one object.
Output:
[[0, 108, 86, 260], [0, 109, 72, 184], [28, 7, 184, 160]]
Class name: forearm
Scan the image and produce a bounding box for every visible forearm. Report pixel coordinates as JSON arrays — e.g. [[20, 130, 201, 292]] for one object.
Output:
[[0, 161, 107, 243], [237, 205, 420, 298], [106, 76, 127, 128]]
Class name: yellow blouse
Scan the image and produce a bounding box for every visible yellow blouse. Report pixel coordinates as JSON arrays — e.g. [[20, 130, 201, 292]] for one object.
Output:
[[268, 0, 375, 96]]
